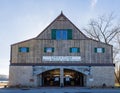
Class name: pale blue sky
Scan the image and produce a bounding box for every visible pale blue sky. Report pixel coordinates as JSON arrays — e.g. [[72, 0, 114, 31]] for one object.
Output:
[[0, 0, 120, 75]]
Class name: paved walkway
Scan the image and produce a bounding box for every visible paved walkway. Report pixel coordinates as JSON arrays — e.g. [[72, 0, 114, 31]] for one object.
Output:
[[0, 87, 120, 93]]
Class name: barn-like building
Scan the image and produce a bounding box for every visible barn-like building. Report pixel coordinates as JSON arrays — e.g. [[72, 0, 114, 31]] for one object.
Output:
[[9, 12, 114, 87]]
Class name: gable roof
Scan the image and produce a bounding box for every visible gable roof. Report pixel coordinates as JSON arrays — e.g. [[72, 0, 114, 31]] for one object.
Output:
[[36, 12, 88, 39], [11, 12, 112, 46]]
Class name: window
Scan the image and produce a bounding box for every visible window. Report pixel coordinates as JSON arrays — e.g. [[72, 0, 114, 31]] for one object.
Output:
[[44, 47, 54, 53], [56, 30, 68, 40], [51, 29, 72, 40], [70, 47, 80, 53], [94, 48, 105, 53], [19, 47, 29, 53]]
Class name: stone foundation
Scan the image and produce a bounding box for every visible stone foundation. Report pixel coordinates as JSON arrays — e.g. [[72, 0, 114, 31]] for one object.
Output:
[[87, 66, 114, 87], [9, 66, 114, 87], [9, 66, 37, 87]]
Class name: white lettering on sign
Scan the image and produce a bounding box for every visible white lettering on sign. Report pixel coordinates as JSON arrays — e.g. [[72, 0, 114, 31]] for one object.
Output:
[[42, 56, 81, 61]]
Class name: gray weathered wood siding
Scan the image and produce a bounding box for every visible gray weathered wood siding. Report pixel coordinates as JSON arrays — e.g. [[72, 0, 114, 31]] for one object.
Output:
[[36, 14, 87, 40], [10, 14, 112, 65], [11, 40, 36, 63], [11, 39, 112, 64]]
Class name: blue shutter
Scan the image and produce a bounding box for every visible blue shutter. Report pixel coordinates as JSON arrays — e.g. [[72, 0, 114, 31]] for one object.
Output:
[[51, 29, 56, 39], [52, 48, 54, 52], [67, 29, 72, 40], [44, 47, 47, 53], [102, 48, 105, 53], [77, 48, 80, 53], [19, 47, 21, 52], [27, 47, 29, 52], [94, 48, 97, 53], [70, 48, 72, 53]]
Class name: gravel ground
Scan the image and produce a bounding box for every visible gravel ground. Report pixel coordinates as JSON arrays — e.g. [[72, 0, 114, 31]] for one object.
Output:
[[0, 87, 120, 93]]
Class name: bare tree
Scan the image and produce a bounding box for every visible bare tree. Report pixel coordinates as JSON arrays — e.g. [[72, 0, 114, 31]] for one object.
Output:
[[114, 33, 120, 84], [83, 13, 120, 85], [84, 13, 120, 62], [83, 13, 120, 44]]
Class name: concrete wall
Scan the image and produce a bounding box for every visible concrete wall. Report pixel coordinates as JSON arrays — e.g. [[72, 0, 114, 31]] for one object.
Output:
[[11, 39, 112, 64]]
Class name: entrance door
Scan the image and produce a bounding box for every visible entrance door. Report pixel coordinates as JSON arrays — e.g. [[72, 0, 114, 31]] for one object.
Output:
[[64, 69, 84, 86], [42, 69, 60, 86], [38, 68, 84, 87]]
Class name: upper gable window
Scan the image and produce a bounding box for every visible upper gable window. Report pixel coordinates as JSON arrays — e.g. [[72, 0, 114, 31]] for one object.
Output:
[[56, 30, 67, 40], [51, 29, 72, 40], [19, 47, 29, 53]]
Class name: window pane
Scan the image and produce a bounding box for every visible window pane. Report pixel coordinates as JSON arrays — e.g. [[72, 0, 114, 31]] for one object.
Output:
[[56, 30, 61, 40], [62, 30, 67, 40], [56, 29, 68, 40], [97, 48, 102, 53], [44, 47, 54, 53], [72, 48, 78, 53], [19, 47, 29, 53], [46, 48, 52, 53], [70, 48, 79, 53]]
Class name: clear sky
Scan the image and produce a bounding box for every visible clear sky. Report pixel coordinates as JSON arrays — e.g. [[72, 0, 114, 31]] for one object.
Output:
[[0, 0, 120, 75]]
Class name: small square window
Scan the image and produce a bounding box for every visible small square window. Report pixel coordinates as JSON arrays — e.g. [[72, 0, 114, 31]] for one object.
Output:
[[71, 48, 78, 53], [70, 47, 80, 53], [44, 47, 54, 53], [19, 47, 29, 53], [94, 48, 105, 53], [46, 48, 52, 53], [97, 48, 102, 53]]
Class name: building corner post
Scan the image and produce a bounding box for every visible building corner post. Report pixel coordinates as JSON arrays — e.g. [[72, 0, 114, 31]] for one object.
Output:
[[60, 67, 64, 87]]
